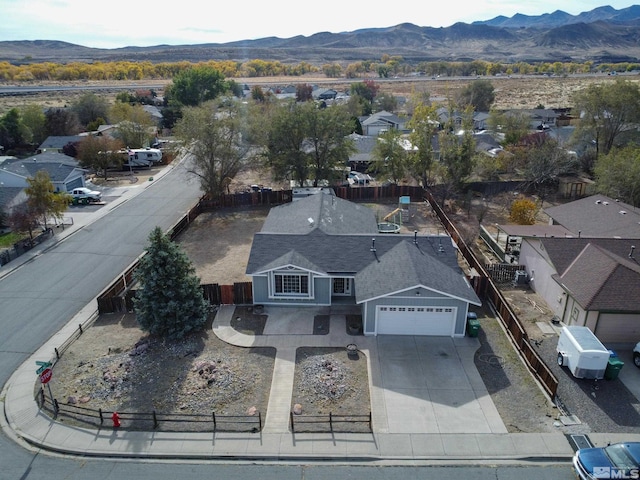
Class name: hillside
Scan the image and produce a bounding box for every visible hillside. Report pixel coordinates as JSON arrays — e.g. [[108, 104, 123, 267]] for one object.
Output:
[[2, 6, 640, 65]]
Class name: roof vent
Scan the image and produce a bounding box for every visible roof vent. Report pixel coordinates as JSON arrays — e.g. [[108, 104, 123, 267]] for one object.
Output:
[[620, 210, 627, 215], [307, 217, 314, 226], [370, 238, 376, 252], [629, 246, 636, 258], [603, 201, 609, 205], [595, 200, 601, 204]]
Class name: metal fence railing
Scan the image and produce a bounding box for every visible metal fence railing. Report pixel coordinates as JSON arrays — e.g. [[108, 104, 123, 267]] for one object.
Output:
[[38, 392, 261, 432], [289, 411, 372, 433]]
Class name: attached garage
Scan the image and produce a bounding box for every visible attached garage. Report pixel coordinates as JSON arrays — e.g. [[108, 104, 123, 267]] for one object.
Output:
[[594, 313, 640, 344], [376, 305, 456, 336]]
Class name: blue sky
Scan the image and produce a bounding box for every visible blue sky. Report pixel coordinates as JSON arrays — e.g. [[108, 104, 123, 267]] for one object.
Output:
[[1, 0, 637, 49]]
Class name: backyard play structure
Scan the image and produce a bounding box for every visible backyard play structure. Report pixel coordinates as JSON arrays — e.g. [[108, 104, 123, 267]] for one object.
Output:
[[377, 196, 411, 233]]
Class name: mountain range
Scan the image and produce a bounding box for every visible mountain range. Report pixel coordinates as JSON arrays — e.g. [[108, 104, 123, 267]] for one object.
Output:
[[2, 5, 640, 65]]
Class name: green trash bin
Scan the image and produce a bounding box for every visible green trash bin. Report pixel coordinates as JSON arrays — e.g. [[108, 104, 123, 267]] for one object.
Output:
[[467, 313, 480, 337], [604, 357, 624, 380]]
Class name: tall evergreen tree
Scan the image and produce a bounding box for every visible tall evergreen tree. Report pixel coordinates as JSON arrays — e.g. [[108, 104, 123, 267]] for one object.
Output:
[[134, 227, 209, 339]]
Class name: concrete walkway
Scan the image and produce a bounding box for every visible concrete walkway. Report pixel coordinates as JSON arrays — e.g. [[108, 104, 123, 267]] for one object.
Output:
[[2, 302, 588, 462]]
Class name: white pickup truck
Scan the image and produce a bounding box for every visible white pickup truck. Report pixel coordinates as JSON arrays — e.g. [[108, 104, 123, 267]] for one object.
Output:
[[70, 187, 102, 203]]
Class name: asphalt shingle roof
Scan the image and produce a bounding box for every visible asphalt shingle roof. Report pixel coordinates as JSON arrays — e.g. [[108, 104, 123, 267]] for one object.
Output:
[[354, 239, 481, 304], [1, 155, 80, 182], [260, 193, 378, 235], [544, 194, 640, 238], [540, 237, 640, 311]]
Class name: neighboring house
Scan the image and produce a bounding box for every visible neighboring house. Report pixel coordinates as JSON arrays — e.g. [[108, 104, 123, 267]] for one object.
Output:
[[347, 133, 377, 170], [246, 192, 481, 337], [314, 89, 337, 100], [518, 236, 640, 343], [0, 152, 86, 193], [526, 108, 558, 130], [544, 194, 640, 239], [0, 186, 27, 219], [38, 135, 85, 153], [360, 111, 407, 136], [436, 108, 489, 131]]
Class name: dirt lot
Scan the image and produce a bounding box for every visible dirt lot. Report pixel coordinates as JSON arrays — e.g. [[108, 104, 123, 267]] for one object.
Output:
[[1, 74, 635, 115]]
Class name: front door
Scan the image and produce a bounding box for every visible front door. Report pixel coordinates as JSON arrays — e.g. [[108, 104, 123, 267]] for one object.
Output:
[[332, 278, 352, 296]]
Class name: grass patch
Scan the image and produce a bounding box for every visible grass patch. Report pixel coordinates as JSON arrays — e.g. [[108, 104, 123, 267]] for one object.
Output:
[[0, 231, 24, 249]]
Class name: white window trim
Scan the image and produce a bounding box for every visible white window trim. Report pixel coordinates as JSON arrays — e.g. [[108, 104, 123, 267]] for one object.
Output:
[[269, 269, 313, 299]]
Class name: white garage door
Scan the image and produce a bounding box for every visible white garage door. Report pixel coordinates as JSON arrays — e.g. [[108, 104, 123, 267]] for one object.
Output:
[[376, 306, 456, 336]]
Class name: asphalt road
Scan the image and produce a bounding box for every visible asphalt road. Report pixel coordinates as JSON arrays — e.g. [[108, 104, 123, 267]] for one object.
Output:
[[0, 156, 202, 477]]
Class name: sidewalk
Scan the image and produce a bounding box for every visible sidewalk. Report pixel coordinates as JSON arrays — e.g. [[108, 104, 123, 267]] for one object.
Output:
[[1, 302, 589, 464]]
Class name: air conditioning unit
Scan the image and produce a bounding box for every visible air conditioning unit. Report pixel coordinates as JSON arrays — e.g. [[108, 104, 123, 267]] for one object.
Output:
[[514, 270, 529, 284]]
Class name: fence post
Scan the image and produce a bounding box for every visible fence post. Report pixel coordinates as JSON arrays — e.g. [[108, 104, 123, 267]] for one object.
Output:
[[53, 399, 59, 415], [258, 411, 262, 432], [99, 408, 104, 425], [329, 412, 333, 432], [55, 347, 60, 359], [369, 411, 372, 432], [78, 323, 83, 334], [289, 411, 295, 434], [212, 412, 216, 431], [152, 410, 158, 429]]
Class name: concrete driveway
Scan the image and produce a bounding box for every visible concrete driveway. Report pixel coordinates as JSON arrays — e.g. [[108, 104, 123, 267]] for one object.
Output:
[[376, 335, 507, 434]]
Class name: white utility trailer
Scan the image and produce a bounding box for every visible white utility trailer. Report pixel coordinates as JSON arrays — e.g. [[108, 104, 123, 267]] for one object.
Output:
[[556, 325, 610, 379]]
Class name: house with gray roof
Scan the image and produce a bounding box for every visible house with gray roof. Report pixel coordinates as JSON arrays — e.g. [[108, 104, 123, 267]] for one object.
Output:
[[359, 111, 407, 136], [0, 152, 86, 193], [246, 193, 481, 336], [518, 236, 640, 343], [544, 194, 640, 239], [38, 135, 85, 153]]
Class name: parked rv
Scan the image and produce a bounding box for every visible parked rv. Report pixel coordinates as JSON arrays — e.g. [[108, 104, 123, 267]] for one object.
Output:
[[556, 326, 610, 379], [123, 148, 162, 168]]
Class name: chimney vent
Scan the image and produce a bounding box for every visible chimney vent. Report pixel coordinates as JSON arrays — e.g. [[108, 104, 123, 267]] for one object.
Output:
[[370, 238, 376, 252], [630, 245, 636, 258]]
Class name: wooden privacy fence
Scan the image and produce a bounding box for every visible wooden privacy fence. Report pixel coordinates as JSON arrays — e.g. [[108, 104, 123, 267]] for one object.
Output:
[[423, 189, 559, 400], [289, 411, 372, 433], [39, 393, 261, 432], [98, 282, 253, 314]]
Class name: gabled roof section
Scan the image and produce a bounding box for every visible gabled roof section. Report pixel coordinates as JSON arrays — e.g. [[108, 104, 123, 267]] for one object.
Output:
[[247, 230, 462, 276], [253, 250, 326, 276], [355, 239, 481, 305], [39, 135, 84, 150], [360, 111, 404, 127], [1, 152, 81, 182], [261, 192, 378, 235], [540, 237, 638, 275], [555, 243, 640, 311], [544, 194, 640, 238], [0, 186, 26, 210]]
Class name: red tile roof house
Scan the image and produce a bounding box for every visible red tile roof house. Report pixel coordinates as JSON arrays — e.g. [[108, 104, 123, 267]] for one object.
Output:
[[245, 191, 481, 337]]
